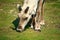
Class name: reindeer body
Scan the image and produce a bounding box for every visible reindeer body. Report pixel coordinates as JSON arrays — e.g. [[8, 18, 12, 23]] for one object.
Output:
[[17, 0, 45, 32]]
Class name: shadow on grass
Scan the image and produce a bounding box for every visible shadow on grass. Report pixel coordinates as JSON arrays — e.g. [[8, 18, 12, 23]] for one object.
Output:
[[12, 17, 19, 30], [12, 17, 32, 31]]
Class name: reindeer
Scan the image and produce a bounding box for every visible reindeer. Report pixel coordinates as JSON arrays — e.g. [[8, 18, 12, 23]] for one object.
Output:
[[16, 0, 45, 32]]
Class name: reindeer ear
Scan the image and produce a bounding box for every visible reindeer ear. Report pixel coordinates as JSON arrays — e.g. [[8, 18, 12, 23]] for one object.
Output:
[[17, 4, 22, 12], [24, 7, 29, 13], [18, 6, 22, 12]]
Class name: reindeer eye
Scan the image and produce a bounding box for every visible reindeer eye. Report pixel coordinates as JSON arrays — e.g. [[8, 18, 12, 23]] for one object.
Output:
[[23, 17, 28, 20]]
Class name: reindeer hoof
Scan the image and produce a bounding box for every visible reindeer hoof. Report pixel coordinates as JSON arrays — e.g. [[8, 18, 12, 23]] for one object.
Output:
[[37, 29, 41, 32], [40, 21, 45, 25], [31, 25, 33, 29], [35, 29, 41, 32]]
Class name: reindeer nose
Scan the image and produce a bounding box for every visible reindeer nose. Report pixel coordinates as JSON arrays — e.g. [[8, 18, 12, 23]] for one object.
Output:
[[16, 26, 23, 32], [18, 26, 22, 29]]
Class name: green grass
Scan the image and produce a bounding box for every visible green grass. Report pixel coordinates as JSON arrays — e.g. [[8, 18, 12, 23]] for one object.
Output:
[[0, 0, 60, 40]]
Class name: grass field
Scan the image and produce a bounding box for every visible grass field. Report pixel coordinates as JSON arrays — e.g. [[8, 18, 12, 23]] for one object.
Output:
[[0, 0, 60, 40]]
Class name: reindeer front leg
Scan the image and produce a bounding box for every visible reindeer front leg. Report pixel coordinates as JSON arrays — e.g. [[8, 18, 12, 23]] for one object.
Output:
[[34, 16, 41, 31], [34, 0, 44, 31], [31, 14, 35, 29], [38, 0, 45, 25]]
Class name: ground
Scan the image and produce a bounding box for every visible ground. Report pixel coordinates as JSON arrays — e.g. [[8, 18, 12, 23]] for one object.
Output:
[[0, 0, 60, 40]]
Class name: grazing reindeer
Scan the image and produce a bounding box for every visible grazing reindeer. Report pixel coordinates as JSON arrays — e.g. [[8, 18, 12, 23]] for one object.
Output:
[[17, 0, 45, 32]]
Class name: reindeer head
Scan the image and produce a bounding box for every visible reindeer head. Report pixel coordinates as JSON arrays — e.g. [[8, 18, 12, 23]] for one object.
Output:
[[17, 6, 31, 32]]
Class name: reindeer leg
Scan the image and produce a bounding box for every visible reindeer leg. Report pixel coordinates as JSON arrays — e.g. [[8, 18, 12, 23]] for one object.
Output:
[[31, 14, 35, 29], [39, 0, 45, 25], [34, 15, 41, 32], [31, 20, 34, 29], [34, 0, 44, 31]]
